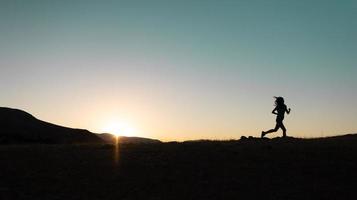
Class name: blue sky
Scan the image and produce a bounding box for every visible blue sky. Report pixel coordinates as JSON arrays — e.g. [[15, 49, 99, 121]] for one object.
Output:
[[0, 0, 356, 140]]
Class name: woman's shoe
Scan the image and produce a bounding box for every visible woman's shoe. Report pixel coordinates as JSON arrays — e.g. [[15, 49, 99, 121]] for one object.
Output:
[[261, 131, 266, 138]]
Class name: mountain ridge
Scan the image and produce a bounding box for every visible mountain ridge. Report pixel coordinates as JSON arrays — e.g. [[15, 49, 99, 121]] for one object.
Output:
[[0, 107, 103, 144], [97, 133, 162, 144], [0, 107, 162, 144]]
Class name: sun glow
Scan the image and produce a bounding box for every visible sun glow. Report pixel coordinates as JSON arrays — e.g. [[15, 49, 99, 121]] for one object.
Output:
[[102, 120, 137, 137]]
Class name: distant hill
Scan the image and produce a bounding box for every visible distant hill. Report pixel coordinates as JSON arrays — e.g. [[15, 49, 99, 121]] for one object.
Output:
[[97, 133, 162, 144], [0, 107, 104, 144]]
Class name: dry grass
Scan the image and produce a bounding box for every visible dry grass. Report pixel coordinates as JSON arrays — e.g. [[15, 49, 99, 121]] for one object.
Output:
[[1, 135, 357, 200]]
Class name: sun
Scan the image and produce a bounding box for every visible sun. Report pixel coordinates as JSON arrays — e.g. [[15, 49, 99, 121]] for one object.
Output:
[[102, 121, 136, 137]]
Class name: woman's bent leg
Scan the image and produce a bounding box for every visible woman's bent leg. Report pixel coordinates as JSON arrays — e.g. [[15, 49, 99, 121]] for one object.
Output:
[[281, 123, 287, 137]]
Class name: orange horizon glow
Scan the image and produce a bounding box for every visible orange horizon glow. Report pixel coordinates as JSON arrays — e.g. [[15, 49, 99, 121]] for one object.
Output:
[[101, 119, 137, 137]]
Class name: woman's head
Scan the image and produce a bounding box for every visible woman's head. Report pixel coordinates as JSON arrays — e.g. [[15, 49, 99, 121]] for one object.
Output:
[[274, 96, 285, 107]]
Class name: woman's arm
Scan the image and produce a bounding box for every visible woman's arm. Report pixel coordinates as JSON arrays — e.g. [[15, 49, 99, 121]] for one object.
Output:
[[272, 108, 278, 115], [286, 107, 291, 114]]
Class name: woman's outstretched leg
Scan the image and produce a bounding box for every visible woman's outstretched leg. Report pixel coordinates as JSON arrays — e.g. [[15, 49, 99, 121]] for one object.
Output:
[[261, 123, 279, 138]]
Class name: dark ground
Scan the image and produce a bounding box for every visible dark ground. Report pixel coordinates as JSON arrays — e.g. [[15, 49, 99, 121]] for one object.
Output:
[[1, 135, 357, 200]]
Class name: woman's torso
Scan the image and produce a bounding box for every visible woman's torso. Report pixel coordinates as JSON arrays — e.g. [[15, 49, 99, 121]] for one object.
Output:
[[276, 105, 286, 117]]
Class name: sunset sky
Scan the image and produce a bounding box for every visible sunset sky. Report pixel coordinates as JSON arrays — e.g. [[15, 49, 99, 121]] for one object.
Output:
[[1, 0, 356, 141]]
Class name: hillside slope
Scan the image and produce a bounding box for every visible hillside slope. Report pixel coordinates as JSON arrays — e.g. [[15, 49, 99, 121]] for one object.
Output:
[[0, 107, 103, 144]]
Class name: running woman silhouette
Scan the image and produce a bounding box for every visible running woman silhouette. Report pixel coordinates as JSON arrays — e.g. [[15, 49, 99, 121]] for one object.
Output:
[[262, 97, 291, 138]]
